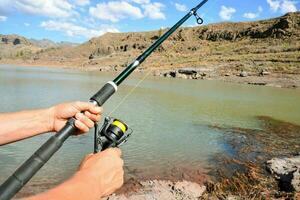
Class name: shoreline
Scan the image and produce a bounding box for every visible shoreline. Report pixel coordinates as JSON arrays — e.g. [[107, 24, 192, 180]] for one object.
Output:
[[1, 62, 299, 89], [107, 116, 300, 199]]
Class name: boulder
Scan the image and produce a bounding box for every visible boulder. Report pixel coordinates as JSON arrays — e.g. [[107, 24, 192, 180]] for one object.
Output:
[[176, 73, 188, 79], [163, 71, 176, 78], [239, 71, 248, 77], [260, 70, 271, 76], [266, 155, 300, 192], [178, 68, 198, 75]]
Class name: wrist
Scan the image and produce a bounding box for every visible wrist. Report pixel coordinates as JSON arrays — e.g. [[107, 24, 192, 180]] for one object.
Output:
[[28, 172, 102, 200], [71, 171, 104, 199], [45, 106, 55, 132]]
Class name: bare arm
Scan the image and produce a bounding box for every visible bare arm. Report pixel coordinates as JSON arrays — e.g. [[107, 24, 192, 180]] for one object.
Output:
[[0, 101, 102, 145], [0, 108, 52, 145]]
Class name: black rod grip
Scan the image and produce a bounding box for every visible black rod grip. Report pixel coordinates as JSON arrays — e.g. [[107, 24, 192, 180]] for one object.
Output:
[[90, 83, 116, 106], [0, 119, 77, 200]]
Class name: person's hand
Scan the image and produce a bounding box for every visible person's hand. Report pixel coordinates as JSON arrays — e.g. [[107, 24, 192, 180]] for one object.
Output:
[[25, 148, 124, 200], [48, 101, 103, 133], [77, 148, 124, 197]]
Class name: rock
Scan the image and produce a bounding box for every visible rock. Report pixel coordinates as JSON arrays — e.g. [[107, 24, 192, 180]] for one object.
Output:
[[260, 70, 271, 76], [176, 73, 188, 79], [163, 71, 177, 78], [248, 82, 267, 86], [178, 68, 198, 75], [174, 181, 206, 198], [266, 155, 300, 192], [89, 54, 94, 60], [239, 71, 248, 77], [225, 73, 230, 77]]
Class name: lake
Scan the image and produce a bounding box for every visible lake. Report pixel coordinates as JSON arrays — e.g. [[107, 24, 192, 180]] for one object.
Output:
[[0, 65, 300, 196]]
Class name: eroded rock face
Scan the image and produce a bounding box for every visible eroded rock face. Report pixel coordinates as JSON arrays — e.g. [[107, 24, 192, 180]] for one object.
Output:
[[267, 155, 300, 192], [0, 34, 32, 46]]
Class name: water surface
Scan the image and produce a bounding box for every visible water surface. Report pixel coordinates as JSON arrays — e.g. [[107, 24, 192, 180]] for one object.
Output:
[[0, 65, 299, 195]]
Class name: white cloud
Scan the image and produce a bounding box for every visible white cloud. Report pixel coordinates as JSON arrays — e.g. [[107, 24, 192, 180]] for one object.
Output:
[[89, 1, 143, 22], [24, 22, 30, 26], [41, 20, 119, 38], [243, 12, 259, 19], [175, 3, 187, 12], [74, 0, 90, 6], [281, 0, 297, 13], [267, 0, 281, 11], [0, 0, 75, 18], [142, 2, 166, 19], [243, 6, 263, 19], [267, 0, 298, 13], [219, 6, 236, 21], [0, 15, 7, 21], [130, 0, 150, 4]]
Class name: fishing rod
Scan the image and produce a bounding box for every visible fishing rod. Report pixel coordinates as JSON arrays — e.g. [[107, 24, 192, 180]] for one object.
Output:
[[0, 0, 209, 199]]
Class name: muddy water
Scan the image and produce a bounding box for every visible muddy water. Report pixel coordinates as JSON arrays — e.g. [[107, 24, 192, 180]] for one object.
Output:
[[0, 65, 300, 196]]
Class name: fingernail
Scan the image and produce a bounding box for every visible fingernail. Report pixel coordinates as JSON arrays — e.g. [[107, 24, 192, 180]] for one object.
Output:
[[76, 112, 84, 119]]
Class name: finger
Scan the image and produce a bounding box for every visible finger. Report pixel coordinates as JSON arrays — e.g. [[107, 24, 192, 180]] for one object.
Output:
[[74, 101, 103, 115], [99, 148, 122, 158], [84, 111, 101, 122], [88, 106, 103, 115], [76, 113, 94, 128], [75, 120, 89, 133]]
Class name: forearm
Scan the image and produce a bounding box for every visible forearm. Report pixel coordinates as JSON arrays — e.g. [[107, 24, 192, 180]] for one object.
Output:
[[0, 108, 52, 145], [25, 172, 102, 200]]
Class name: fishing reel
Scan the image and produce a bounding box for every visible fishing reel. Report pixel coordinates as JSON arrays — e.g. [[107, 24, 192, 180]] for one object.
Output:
[[94, 117, 132, 153]]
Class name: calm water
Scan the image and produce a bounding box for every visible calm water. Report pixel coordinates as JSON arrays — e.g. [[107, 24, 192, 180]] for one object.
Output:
[[0, 65, 300, 194]]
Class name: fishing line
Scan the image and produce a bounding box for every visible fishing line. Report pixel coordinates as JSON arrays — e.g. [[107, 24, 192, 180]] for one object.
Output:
[[0, 1, 211, 199], [108, 69, 153, 116], [108, 0, 217, 115]]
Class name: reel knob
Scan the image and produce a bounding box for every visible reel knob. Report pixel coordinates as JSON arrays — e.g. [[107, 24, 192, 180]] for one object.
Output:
[[94, 117, 131, 153]]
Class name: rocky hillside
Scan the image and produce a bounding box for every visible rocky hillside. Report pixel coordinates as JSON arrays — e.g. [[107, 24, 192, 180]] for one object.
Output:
[[0, 35, 77, 60], [0, 34, 39, 59], [1, 12, 300, 75]]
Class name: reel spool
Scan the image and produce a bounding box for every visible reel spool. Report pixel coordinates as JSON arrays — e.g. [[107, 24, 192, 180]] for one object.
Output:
[[94, 117, 132, 153]]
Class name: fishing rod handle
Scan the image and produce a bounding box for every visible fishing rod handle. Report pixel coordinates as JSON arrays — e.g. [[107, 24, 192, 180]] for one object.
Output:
[[0, 119, 76, 200], [0, 82, 117, 200]]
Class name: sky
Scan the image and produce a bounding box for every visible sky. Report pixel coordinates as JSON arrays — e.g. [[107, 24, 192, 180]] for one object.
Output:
[[0, 0, 299, 43]]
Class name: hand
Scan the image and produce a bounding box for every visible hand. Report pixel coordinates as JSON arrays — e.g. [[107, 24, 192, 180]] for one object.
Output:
[[48, 101, 103, 133], [25, 148, 124, 200], [77, 148, 124, 197]]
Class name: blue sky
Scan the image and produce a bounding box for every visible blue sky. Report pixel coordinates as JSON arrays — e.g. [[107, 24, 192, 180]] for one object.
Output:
[[0, 0, 299, 43]]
